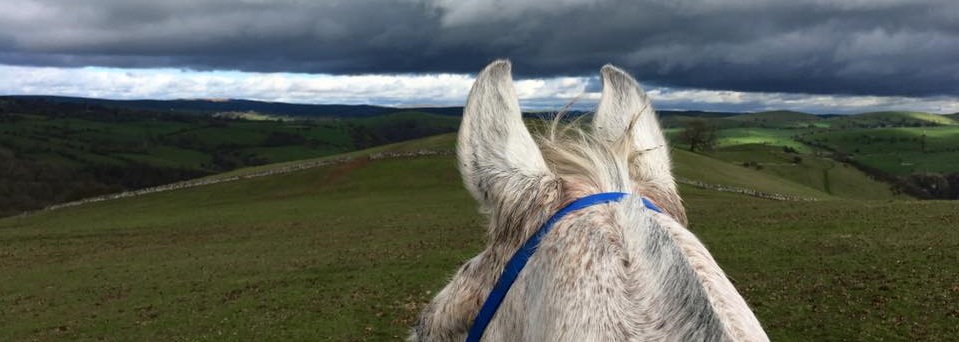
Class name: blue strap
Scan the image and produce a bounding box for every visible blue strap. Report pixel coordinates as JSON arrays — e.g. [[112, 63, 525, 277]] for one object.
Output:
[[465, 192, 662, 341]]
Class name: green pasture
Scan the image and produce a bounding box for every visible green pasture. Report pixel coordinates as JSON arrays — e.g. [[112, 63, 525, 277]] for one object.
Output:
[[724, 110, 824, 128], [804, 127, 959, 175], [826, 111, 958, 128], [707, 144, 898, 200], [2, 136, 956, 341]]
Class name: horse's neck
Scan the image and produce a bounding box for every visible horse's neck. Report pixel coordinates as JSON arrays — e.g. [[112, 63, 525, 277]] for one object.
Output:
[[635, 214, 769, 341], [618, 209, 731, 340], [488, 201, 765, 341]]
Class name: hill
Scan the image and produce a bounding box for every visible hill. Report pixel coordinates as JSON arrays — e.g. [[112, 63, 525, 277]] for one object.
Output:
[[0, 95, 464, 118], [703, 144, 899, 200], [725, 110, 824, 128], [799, 127, 959, 177], [664, 108, 959, 199], [1, 134, 955, 341], [659, 110, 742, 129], [0, 98, 459, 216], [826, 111, 957, 128]]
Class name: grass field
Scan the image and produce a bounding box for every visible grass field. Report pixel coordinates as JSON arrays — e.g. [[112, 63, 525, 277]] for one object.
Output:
[[2, 136, 957, 341], [803, 127, 959, 175], [715, 128, 813, 152], [826, 111, 958, 128], [707, 144, 899, 200]]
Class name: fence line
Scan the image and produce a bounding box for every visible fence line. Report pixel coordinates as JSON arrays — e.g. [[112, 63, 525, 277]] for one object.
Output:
[[26, 150, 453, 216], [22, 149, 808, 217], [676, 177, 818, 201]]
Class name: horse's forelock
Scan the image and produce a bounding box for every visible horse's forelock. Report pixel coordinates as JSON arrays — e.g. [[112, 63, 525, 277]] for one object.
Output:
[[534, 115, 686, 224]]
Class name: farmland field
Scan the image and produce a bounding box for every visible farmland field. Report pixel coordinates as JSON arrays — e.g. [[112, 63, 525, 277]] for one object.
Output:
[[1, 136, 957, 341], [801, 127, 959, 175]]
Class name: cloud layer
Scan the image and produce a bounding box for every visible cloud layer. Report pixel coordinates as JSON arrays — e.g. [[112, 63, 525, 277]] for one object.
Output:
[[1, 0, 957, 98], [3, 65, 955, 114]]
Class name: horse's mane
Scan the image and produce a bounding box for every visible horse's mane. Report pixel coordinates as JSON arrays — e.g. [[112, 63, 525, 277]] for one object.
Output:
[[534, 111, 687, 224]]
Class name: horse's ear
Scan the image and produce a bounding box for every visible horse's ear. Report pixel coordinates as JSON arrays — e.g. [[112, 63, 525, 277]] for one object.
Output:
[[593, 64, 675, 191], [457, 60, 550, 205]]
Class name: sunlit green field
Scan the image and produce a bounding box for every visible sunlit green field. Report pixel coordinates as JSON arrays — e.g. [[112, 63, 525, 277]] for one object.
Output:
[[1, 136, 957, 341], [804, 127, 959, 175]]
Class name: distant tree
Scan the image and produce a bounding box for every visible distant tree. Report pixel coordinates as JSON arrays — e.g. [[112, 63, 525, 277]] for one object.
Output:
[[920, 132, 927, 153], [679, 119, 718, 152], [262, 131, 307, 146], [907, 172, 951, 199]]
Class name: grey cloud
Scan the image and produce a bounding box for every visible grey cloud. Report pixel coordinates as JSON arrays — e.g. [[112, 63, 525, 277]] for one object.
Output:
[[0, 0, 957, 97]]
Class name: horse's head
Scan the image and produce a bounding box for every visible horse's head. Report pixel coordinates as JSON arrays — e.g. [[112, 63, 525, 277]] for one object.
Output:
[[412, 61, 765, 342], [457, 60, 686, 233]]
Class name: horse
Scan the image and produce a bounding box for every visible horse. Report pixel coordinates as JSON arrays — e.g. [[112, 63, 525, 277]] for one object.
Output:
[[410, 60, 768, 341]]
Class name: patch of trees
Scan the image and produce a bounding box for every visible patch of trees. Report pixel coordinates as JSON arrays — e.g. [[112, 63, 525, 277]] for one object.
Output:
[[0, 97, 203, 123], [345, 117, 458, 149], [208, 149, 269, 170], [679, 119, 718, 152], [742, 161, 764, 170], [0, 153, 208, 217], [262, 131, 308, 147], [905, 173, 959, 200], [346, 123, 384, 149]]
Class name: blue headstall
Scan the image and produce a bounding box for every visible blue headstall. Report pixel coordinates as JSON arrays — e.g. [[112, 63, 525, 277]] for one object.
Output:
[[465, 192, 664, 342]]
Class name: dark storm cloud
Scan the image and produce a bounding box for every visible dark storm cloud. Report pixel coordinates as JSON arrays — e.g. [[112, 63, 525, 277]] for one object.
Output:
[[1, 0, 957, 97]]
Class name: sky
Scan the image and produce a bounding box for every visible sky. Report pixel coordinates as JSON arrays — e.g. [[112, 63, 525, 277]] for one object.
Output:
[[1, 0, 957, 114]]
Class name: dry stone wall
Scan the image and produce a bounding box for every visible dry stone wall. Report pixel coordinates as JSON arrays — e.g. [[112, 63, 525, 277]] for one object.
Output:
[[25, 149, 809, 217]]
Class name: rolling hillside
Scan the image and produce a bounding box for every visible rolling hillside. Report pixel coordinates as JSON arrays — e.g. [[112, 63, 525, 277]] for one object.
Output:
[[801, 127, 959, 176], [662, 108, 959, 199], [826, 111, 958, 128], [0, 98, 460, 216], [724, 110, 824, 128], [1, 134, 956, 341], [698, 144, 899, 200], [0, 95, 464, 118]]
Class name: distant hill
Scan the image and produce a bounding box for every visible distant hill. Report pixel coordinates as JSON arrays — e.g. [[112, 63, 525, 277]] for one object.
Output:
[[0, 95, 464, 118], [659, 110, 740, 118], [826, 111, 957, 128], [725, 110, 823, 128], [2, 96, 752, 121], [4, 94, 958, 204], [658, 110, 741, 128], [0, 97, 459, 216]]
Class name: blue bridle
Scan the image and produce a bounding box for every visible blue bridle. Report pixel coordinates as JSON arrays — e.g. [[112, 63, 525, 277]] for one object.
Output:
[[465, 192, 664, 342]]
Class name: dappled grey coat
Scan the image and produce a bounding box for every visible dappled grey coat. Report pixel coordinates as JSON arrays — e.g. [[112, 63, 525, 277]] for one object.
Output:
[[411, 60, 768, 341]]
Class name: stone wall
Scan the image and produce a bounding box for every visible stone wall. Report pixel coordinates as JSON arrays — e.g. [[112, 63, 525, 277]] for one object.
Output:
[[29, 149, 457, 216], [25, 148, 809, 217], [676, 177, 817, 201]]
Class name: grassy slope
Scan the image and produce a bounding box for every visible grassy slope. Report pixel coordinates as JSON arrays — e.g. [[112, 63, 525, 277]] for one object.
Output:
[[0, 111, 457, 175], [3, 135, 956, 341], [803, 127, 959, 175], [826, 111, 958, 128], [672, 148, 830, 198], [666, 111, 959, 180], [708, 144, 899, 200], [714, 128, 813, 152], [0, 109, 463, 216], [255, 132, 851, 200]]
